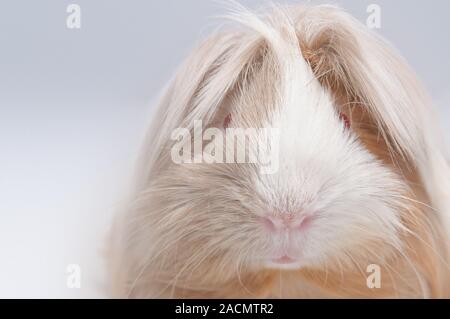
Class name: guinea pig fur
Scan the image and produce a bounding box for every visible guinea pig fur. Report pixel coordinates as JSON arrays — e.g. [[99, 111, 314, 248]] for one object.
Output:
[[108, 3, 450, 298]]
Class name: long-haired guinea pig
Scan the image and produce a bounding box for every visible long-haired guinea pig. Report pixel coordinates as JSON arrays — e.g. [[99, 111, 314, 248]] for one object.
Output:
[[108, 4, 450, 298]]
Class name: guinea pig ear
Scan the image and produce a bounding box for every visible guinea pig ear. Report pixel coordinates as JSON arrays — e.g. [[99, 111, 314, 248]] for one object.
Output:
[[297, 7, 427, 161], [297, 6, 450, 246]]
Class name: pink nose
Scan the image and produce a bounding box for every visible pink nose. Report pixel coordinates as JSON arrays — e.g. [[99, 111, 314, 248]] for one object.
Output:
[[261, 214, 312, 232]]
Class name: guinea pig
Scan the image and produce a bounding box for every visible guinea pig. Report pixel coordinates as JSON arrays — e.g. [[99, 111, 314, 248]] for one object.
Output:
[[108, 4, 450, 298]]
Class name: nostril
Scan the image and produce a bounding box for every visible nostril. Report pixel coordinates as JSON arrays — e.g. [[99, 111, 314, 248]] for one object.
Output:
[[295, 215, 314, 232], [260, 215, 290, 232], [260, 216, 278, 232], [260, 214, 314, 232]]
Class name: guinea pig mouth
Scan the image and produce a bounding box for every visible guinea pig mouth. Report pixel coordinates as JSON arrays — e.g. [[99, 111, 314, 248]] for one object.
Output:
[[265, 255, 303, 270]]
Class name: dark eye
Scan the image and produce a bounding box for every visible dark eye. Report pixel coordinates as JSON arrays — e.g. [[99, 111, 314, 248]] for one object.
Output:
[[223, 114, 232, 128], [339, 112, 351, 129]]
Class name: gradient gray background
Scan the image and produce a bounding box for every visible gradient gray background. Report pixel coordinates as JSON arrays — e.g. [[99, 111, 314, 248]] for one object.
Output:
[[0, 0, 448, 298]]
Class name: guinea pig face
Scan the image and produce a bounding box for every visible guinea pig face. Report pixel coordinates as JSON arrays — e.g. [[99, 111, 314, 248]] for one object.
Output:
[[247, 102, 406, 271], [154, 59, 409, 280], [113, 5, 450, 299]]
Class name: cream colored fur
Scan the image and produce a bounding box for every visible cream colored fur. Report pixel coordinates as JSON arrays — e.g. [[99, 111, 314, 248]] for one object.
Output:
[[108, 4, 450, 298]]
